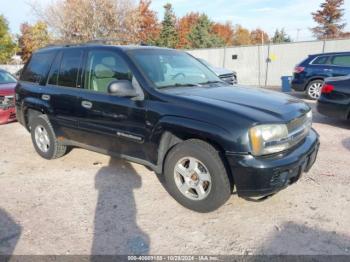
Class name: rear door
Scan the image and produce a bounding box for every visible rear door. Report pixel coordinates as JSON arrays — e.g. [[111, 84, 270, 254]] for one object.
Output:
[[308, 55, 333, 77], [329, 54, 350, 77], [45, 48, 84, 141]]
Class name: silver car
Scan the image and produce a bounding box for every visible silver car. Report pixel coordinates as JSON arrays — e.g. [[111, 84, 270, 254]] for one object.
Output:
[[197, 58, 237, 85]]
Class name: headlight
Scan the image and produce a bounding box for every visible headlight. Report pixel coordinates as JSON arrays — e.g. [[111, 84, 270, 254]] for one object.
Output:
[[249, 124, 289, 156], [249, 110, 313, 156]]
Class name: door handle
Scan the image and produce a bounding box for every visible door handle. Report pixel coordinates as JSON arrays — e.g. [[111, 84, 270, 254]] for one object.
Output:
[[81, 100, 93, 109]]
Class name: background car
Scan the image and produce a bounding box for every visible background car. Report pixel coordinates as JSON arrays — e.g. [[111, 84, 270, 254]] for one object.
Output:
[[196, 58, 237, 85], [0, 69, 17, 124], [317, 75, 350, 120], [291, 51, 350, 100]]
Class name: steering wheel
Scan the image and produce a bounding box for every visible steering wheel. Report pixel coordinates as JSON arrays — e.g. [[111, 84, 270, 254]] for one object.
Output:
[[171, 73, 185, 80]]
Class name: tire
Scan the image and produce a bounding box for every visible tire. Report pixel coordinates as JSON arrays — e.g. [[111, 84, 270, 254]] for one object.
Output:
[[30, 114, 67, 159], [306, 80, 323, 100], [163, 139, 231, 213]]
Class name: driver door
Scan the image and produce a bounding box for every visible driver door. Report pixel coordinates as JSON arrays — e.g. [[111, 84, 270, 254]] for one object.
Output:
[[76, 48, 148, 160]]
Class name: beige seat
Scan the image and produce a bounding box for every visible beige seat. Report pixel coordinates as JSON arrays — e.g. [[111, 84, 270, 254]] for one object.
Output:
[[92, 57, 118, 93]]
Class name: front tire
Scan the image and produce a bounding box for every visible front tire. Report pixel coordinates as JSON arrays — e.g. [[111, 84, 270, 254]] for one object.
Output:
[[306, 80, 323, 100], [164, 139, 231, 213], [30, 114, 67, 159]]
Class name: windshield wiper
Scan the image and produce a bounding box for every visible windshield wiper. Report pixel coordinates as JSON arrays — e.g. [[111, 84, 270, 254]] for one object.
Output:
[[158, 83, 201, 89], [198, 80, 224, 85]]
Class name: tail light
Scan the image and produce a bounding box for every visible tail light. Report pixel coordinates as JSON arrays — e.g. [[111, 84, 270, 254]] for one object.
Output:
[[294, 66, 305, 74], [321, 84, 334, 94]]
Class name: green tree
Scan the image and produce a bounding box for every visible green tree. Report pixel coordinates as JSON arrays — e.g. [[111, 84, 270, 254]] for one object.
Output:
[[187, 14, 224, 48], [157, 3, 178, 48], [272, 28, 291, 43], [311, 0, 346, 39], [0, 15, 17, 64], [18, 21, 51, 63]]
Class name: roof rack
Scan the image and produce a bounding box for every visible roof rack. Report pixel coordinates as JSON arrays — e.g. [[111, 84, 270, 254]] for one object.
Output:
[[42, 38, 146, 49], [86, 38, 139, 45]]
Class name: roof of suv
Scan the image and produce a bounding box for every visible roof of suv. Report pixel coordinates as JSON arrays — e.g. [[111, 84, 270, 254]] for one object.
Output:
[[37, 44, 171, 53], [310, 51, 350, 57]]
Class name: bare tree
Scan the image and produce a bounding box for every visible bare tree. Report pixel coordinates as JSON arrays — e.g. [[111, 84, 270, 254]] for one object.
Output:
[[30, 0, 140, 44]]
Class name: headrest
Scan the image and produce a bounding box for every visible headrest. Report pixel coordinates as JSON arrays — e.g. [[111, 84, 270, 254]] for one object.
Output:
[[102, 57, 116, 67], [95, 64, 115, 78]]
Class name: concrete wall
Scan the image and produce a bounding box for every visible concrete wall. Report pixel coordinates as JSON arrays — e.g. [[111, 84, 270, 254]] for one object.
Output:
[[188, 38, 350, 86], [0, 65, 23, 74]]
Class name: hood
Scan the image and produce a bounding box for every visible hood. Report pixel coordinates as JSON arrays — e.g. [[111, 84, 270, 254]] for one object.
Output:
[[165, 84, 310, 123], [0, 83, 16, 96], [211, 66, 236, 76]]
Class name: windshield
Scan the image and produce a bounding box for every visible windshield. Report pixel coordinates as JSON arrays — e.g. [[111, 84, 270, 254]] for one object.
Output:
[[129, 49, 221, 89], [198, 58, 213, 68], [0, 71, 16, 84]]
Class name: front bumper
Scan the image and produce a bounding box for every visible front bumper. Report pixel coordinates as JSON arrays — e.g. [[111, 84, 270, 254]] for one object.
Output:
[[226, 129, 320, 197], [0, 107, 16, 125]]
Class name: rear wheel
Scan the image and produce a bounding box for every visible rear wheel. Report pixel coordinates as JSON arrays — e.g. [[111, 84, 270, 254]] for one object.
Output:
[[163, 139, 231, 213], [306, 80, 323, 100], [30, 114, 67, 159]]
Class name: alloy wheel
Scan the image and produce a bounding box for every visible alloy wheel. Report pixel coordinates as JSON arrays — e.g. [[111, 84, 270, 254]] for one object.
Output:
[[34, 125, 50, 153], [174, 157, 212, 201], [308, 82, 323, 99]]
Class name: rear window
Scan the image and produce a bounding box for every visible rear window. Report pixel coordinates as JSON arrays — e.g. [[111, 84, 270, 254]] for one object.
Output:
[[331, 55, 350, 67], [20, 51, 56, 84], [311, 56, 329, 65]]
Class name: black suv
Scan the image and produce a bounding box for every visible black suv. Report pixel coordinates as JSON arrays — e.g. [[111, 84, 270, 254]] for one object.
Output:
[[16, 44, 320, 212], [291, 51, 350, 100]]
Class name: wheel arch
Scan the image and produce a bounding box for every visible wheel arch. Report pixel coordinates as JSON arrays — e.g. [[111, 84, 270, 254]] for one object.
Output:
[[153, 116, 235, 186], [22, 98, 52, 131], [306, 77, 325, 89]]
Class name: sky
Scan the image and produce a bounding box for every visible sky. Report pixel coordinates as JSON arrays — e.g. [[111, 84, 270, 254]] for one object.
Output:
[[1, 0, 350, 41]]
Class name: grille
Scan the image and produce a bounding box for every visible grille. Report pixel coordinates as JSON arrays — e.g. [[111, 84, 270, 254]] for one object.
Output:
[[286, 113, 312, 147], [287, 114, 308, 133]]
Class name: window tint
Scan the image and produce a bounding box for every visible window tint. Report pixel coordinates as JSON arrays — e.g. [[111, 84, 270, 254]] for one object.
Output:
[[21, 51, 56, 84], [57, 50, 83, 88], [84, 50, 132, 93], [312, 56, 329, 65], [331, 55, 350, 66], [47, 52, 62, 85]]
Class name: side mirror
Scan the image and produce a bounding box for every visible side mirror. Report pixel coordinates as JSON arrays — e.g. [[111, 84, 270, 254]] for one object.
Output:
[[107, 80, 138, 98]]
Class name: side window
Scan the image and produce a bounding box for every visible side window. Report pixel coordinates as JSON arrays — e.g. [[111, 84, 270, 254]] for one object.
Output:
[[312, 56, 329, 65], [331, 55, 350, 67], [20, 51, 56, 84], [47, 52, 62, 85], [57, 50, 83, 88], [84, 50, 133, 93]]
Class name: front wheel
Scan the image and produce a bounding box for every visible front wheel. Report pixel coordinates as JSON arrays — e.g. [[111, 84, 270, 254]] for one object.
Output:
[[163, 139, 232, 213], [306, 80, 323, 100]]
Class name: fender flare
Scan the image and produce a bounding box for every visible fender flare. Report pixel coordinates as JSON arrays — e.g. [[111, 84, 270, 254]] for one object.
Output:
[[150, 115, 238, 174]]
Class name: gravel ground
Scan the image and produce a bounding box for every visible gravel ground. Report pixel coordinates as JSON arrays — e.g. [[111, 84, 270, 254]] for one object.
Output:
[[0, 94, 349, 255]]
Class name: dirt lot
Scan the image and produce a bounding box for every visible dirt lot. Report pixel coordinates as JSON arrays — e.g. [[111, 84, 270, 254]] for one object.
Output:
[[0, 95, 349, 255]]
